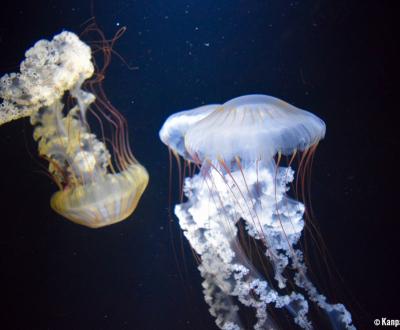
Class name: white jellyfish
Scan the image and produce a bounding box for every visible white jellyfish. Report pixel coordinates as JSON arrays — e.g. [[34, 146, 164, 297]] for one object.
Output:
[[0, 31, 148, 228], [159, 95, 355, 330]]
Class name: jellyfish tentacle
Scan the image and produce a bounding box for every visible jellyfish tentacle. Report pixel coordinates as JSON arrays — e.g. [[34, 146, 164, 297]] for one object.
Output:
[[175, 162, 314, 329]]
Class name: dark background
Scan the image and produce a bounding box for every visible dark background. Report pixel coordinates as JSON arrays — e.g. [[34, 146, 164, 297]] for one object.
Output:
[[0, 1, 396, 329]]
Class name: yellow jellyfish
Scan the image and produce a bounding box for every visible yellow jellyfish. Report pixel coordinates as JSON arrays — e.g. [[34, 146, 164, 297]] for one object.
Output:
[[0, 31, 148, 228]]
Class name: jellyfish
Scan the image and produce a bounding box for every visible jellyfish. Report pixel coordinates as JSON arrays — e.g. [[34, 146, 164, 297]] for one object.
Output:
[[159, 95, 355, 329], [0, 31, 149, 228]]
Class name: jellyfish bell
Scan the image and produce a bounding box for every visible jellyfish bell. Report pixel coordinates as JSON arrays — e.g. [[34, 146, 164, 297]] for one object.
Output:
[[159, 103, 219, 160], [0, 31, 148, 228], [181, 94, 326, 164], [49, 162, 148, 228], [160, 95, 355, 330]]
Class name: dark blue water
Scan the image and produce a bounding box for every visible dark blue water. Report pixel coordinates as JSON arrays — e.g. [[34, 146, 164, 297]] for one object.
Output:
[[0, 1, 396, 329]]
